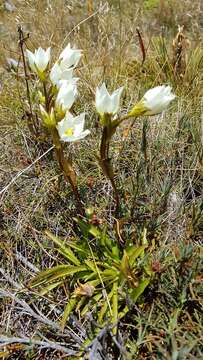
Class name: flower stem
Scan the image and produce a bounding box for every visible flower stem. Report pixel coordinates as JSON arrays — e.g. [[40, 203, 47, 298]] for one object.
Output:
[[99, 125, 120, 215], [18, 26, 38, 134], [52, 129, 84, 215], [43, 81, 49, 112]]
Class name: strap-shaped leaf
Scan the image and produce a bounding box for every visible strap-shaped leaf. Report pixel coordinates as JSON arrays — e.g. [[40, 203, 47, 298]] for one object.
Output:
[[61, 297, 78, 331], [75, 296, 87, 312], [118, 305, 129, 320], [98, 285, 114, 324], [130, 278, 150, 302], [45, 231, 81, 266], [30, 264, 88, 287], [120, 250, 130, 276], [102, 268, 119, 279], [39, 281, 62, 296], [45, 230, 86, 253], [112, 281, 118, 335], [84, 260, 98, 272], [80, 292, 103, 317], [127, 245, 147, 266]]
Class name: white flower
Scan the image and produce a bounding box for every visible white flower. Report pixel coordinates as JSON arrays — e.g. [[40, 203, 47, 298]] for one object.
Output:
[[26, 47, 51, 74], [57, 112, 90, 142], [138, 85, 176, 116], [56, 82, 77, 111], [50, 44, 81, 87], [50, 62, 78, 87], [95, 83, 123, 115], [59, 43, 82, 71]]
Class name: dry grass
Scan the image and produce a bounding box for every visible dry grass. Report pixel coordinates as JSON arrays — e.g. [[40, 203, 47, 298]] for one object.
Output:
[[0, 0, 203, 359]]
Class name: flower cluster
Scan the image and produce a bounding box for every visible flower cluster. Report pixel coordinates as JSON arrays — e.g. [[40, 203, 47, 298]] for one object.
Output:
[[26, 44, 89, 142], [26, 43, 176, 144], [26, 42, 176, 213]]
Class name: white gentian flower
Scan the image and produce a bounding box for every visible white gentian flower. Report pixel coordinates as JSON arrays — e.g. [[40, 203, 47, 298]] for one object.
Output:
[[57, 112, 90, 142], [59, 43, 82, 71], [95, 83, 123, 115], [56, 82, 77, 112], [50, 62, 68, 86], [26, 47, 51, 75], [141, 85, 176, 115], [129, 85, 176, 116], [50, 63, 78, 87], [58, 78, 78, 88]]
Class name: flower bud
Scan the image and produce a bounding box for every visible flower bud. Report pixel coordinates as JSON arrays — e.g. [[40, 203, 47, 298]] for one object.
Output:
[[39, 105, 56, 128], [129, 85, 176, 117]]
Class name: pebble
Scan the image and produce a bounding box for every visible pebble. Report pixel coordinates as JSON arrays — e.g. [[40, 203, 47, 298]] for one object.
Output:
[[4, 1, 16, 12]]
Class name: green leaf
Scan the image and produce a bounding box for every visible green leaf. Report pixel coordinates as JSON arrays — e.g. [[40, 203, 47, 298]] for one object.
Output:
[[141, 228, 148, 258], [83, 272, 98, 282], [118, 305, 129, 319], [75, 296, 87, 312], [80, 292, 103, 317], [45, 231, 81, 266], [120, 250, 130, 276], [61, 297, 78, 331], [48, 235, 87, 254], [112, 281, 118, 335], [84, 260, 98, 272], [100, 227, 114, 249], [130, 278, 150, 302], [102, 268, 119, 279], [74, 218, 101, 238], [39, 281, 62, 296], [87, 279, 102, 287], [127, 245, 147, 266], [31, 265, 88, 287], [98, 286, 114, 324], [144, 265, 153, 276], [65, 242, 87, 254], [98, 300, 108, 324], [112, 246, 120, 259]]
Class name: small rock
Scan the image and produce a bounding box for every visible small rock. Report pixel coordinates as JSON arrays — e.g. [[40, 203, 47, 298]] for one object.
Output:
[[6, 57, 19, 71], [0, 22, 6, 35], [4, 1, 16, 12]]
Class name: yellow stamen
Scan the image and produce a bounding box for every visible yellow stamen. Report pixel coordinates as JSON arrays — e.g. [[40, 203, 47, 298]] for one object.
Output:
[[64, 127, 74, 136]]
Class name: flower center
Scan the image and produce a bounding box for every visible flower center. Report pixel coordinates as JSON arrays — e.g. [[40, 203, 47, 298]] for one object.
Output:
[[64, 127, 74, 136]]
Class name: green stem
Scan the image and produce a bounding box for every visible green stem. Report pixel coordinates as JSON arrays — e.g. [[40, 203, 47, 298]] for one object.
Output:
[[112, 281, 118, 336], [112, 113, 131, 128], [99, 126, 120, 215], [52, 129, 84, 215], [18, 26, 37, 135], [98, 113, 140, 215], [43, 81, 49, 112]]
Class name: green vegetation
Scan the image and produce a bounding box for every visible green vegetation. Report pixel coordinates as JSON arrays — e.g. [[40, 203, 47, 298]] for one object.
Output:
[[0, 0, 202, 359]]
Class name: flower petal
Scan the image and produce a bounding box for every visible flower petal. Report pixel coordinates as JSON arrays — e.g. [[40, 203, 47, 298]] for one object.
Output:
[[26, 49, 36, 72], [56, 83, 77, 111], [50, 62, 62, 86], [143, 85, 176, 115], [109, 86, 123, 114], [59, 43, 82, 69], [35, 47, 48, 72], [57, 111, 90, 142], [95, 83, 123, 115]]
